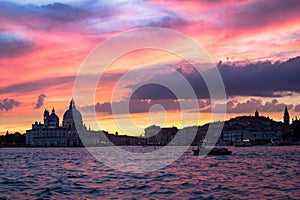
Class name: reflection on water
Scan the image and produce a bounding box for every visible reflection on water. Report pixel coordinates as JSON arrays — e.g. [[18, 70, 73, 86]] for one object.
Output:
[[0, 146, 299, 199]]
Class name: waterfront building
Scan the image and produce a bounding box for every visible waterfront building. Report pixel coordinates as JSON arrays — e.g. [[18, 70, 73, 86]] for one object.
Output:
[[26, 99, 144, 147], [218, 109, 292, 145], [26, 99, 86, 147]]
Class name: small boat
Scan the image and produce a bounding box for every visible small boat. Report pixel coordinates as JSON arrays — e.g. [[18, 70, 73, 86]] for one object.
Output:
[[192, 147, 232, 156]]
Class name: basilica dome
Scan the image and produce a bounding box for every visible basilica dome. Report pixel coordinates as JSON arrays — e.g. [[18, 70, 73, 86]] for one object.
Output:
[[62, 99, 83, 129]]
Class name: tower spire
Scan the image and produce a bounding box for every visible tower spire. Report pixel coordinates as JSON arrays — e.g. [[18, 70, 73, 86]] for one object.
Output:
[[69, 98, 76, 109], [283, 105, 290, 125]]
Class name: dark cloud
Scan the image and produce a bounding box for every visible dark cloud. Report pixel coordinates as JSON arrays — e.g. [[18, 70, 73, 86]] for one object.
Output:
[[130, 62, 211, 100], [37, 2, 93, 22], [0, 1, 91, 22], [0, 34, 36, 58], [94, 102, 112, 113], [131, 84, 178, 101], [0, 98, 20, 111], [0, 72, 124, 95], [0, 75, 75, 94], [34, 93, 46, 109], [85, 97, 296, 115], [226, 0, 300, 29], [147, 15, 188, 28], [0, 1, 189, 34], [81, 99, 208, 114], [130, 56, 300, 100], [83, 99, 179, 114], [81, 101, 146, 114], [227, 98, 293, 113], [219, 57, 300, 97], [203, 98, 294, 114], [0, 1, 114, 32]]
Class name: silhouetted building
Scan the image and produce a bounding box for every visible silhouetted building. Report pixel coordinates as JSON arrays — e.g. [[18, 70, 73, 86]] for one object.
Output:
[[26, 99, 132, 147], [26, 99, 86, 147], [284, 106, 290, 125], [219, 114, 286, 145], [46, 108, 59, 128], [255, 110, 259, 118]]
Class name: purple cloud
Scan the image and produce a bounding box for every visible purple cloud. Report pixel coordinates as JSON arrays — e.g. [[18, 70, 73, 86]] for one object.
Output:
[[219, 57, 300, 97], [203, 98, 294, 114], [0, 72, 124, 95], [224, 0, 300, 30], [0, 33, 36, 58], [0, 1, 92, 22], [295, 104, 300, 112], [0, 75, 75, 94], [0, 1, 114, 33], [147, 15, 188, 28], [34, 94, 46, 109], [0, 98, 20, 111], [130, 56, 300, 100], [80, 99, 208, 114], [0, 1, 189, 35], [228, 99, 293, 113]]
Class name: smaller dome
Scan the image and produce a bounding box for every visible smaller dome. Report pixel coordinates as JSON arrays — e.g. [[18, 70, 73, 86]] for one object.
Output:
[[48, 108, 59, 123]]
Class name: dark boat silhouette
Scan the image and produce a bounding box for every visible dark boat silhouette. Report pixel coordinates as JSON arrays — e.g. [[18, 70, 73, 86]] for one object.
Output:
[[192, 147, 232, 156]]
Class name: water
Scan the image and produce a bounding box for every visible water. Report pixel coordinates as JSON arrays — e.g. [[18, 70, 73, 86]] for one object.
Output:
[[1, 146, 299, 199]]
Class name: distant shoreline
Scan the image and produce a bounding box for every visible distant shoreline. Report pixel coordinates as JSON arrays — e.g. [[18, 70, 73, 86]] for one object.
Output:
[[1, 143, 300, 148]]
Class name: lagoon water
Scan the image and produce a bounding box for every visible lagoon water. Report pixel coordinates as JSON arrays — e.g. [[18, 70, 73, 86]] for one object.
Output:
[[1, 146, 299, 199]]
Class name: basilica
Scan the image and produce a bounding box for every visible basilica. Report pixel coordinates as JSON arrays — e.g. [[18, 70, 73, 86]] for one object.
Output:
[[26, 99, 87, 147]]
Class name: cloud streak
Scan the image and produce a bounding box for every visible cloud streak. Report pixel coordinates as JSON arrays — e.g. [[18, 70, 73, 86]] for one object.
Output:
[[0, 1, 93, 23], [0, 0, 189, 35], [0, 33, 36, 58], [0, 75, 75, 94], [224, 0, 300, 30]]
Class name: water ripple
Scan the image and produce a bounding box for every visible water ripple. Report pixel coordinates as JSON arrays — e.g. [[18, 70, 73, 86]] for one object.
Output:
[[0, 146, 299, 199]]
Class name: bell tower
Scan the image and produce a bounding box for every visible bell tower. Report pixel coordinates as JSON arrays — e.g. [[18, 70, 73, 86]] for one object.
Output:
[[44, 109, 49, 128], [283, 106, 290, 125]]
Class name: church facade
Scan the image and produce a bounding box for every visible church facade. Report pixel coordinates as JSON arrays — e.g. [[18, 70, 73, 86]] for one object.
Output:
[[26, 99, 87, 147]]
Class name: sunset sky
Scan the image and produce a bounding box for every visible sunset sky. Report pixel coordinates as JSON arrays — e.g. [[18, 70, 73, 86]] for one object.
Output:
[[1, 0, 300, 135]]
